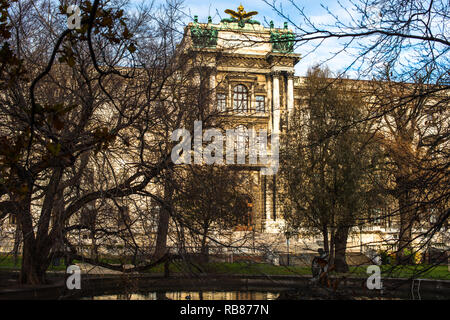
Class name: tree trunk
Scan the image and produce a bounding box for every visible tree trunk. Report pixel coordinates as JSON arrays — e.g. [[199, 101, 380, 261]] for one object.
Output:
[[154, 179, 173, 259], [16, 188, 50, 285], [333, 225, 350, 272], [13, 224, 21, 267], [328, 229, 335, 267], [154, 206, 170, 259], [200, 230, 209, 264], [396, 186, 415, 265], [19, 239, 48, 285], [90, 235, 98, 261], [322, 225, 329, 254]]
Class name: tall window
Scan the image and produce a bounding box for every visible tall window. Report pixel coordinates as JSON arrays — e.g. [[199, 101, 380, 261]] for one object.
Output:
[[216, 93, 226, 112], [235, 125, 248, 164], [234, 196, 253, 231], [233, 84, 248, 112], [117, 206, 130, 229], [81, 203, 96, 229], [255, 95, 265, 113]]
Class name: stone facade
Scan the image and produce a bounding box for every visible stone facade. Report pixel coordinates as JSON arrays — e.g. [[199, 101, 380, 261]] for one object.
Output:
[[182, 17, 300, 235], [176, 14, 449, 257]]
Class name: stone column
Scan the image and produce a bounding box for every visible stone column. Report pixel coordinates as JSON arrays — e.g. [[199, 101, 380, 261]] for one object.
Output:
[[210, 70, 216, 112], [267, 75, 272, 131], [286, 72, 294, 128], [272, 71, 280, 134], [269, 71, 281, 224], [228, 82, 232, 111], [264, 175, 272, 221]]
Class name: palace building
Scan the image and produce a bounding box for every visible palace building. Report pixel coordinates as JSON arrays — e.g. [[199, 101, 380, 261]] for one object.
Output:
[[171, 5, 448, 259], [182, 6, 300, 235]]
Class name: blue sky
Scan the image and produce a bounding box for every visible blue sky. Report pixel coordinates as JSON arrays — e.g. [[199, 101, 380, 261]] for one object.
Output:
[[137, 0, 359, 77], [181, 0, 359, 77], [167, 0, 446, 81]]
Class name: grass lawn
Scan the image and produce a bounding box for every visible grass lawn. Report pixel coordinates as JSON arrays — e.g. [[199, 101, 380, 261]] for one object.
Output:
[[2, 254, 448, 280], [145, 261, 312, 276], [145, 261, 450, 280], [348, 265, 450, 280], [0, 253, 131, 271], [0, 254, 68, 271]]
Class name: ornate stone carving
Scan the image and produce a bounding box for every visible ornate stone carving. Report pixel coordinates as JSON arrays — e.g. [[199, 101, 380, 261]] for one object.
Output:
[[254, 83, 267, 93], [221, 56, 268, 69], [270, 70, 282, 77], [286, 71, 295, 79]]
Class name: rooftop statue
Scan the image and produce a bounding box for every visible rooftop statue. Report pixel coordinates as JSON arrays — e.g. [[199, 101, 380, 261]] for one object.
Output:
[[270, 21, 295, 53], [223, 4, 259, 28], [190, 15, 218, 48]]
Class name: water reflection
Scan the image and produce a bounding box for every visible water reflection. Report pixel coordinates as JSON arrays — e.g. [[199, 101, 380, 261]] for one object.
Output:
[[87, 291, 280, 300]]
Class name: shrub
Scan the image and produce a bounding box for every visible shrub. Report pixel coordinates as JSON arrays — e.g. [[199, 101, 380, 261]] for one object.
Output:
[[402, 248, 422, 265], [378, 250, 391, 265]]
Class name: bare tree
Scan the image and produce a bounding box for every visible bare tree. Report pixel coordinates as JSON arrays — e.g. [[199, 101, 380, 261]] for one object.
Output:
[[270, 0, 449, 271], [370, 67, 449, 264], [171, 165, 249, 264], [279, 66, 387, 272], [0, 0, 224, 284]]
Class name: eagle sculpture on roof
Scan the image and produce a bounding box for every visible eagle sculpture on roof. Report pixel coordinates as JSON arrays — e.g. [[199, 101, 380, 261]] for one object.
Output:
[[225, 4, 258, 27]]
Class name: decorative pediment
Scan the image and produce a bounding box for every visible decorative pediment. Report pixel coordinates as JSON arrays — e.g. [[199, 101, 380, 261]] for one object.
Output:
[[226, 74, 258, 83], [220, 56, 269, 69]]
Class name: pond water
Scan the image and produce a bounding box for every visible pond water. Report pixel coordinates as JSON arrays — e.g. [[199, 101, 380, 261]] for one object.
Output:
[[83, 291, 280, 300]]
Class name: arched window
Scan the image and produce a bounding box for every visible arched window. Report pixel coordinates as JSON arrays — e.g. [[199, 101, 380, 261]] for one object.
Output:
[[233, 84, 248, 112]]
